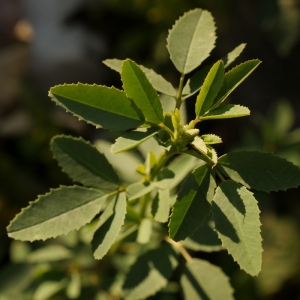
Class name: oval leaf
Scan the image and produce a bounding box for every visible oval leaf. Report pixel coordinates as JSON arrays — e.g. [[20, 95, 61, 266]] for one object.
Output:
[[121, 59, 164, 125], [49, 84, 145, 130], [51, 135, 119, 190], [167, 9, 216, 74], [7, 186, 107, 241], [181, 259, 234, 300], [212, 181, 262, 276], [218, 151, 300, 192]]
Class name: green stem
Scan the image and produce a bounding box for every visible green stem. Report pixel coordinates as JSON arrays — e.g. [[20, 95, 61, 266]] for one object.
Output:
[[139, 193, 151, 218], [150, 150, 177, 180], [183, 149, 215, 166], [165, 236, 192, 262], [176, 73, 185, 109], [215, 167, 226, 182]]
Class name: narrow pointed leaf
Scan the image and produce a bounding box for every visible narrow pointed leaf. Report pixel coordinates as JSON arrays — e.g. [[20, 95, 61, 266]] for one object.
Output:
[[104, 58, 177, 96], [51, 135, 119, 190], [210, 60, 261, 110], [92, 193, 127, 260], [167, 9, 216, 74], [7, 186, 107, 241], [222, 43, 246, 68], [169, 164, 216, 241], [27, 245, 73, 263], [181, 259, 234, 300], [137, 218, 152, 244], [111, 128, 159, 154], [66, 272, 81, 299], [183, 217, 222, 252], [196, 60, 224, 116], [201, 104, 250, 120], [182, 66, 210, 98], [49, 84, 145, 130], [219, 151, 300, 192], [201, 134, 222, 144], [212, 181, 262, 276], [126, 182, 155, 200], [122, 59, 164, 125], [33, 280, 68, 300], [152, 189, 171, 223], [123, 244, 178, 300]]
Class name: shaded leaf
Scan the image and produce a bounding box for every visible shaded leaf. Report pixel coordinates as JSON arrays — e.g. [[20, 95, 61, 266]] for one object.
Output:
[[122, 244, 178, 300], [155, 169, 175, 190], [137, 218, 152, 244], [49, 84, 145, 130], [167, 9, 216, 74], [7, 186, 107, 241], [212, 181, 262, 276], [126, 182, 155, 200], [183, 217, 222, 252], [92, 193, 127, 260], [201, 104, 250, 120], [51, 135, 119, 190], [181, 259, 234, 300], [210, 60, 261, 110], [195, 60, 224, 116], [222, 43, 246, 68], [111, 128, 159, 154], [169, 164, 216, 241], [218, 151, 300, 192], [122, 59, 164, 125], [201, 134, 222, 144], [152, 189, 171, 223]]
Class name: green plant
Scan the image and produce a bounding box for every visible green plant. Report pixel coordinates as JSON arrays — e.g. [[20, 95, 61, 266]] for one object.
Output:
[[6, 8, 300, 300]]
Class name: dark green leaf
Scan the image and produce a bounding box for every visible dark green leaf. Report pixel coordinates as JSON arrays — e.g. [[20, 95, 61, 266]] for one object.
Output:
[[49, 84, 145, 130], [219, 151, 300, 192]]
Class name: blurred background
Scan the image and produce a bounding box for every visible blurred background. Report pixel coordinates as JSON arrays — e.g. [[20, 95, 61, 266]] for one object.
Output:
[[1, 0, 300, 299]]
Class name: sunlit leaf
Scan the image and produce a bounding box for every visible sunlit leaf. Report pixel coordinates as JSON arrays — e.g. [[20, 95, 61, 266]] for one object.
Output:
[[152, 189, 171, 223], [201, 104, 250, 120], [126, 182, 155, 200], [137, 218, 152, 244], [222, 43, 246, 68]]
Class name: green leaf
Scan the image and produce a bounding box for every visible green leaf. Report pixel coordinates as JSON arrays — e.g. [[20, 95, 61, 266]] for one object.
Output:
[[122, 244, 178, 300], [195, 60, 224, 116], [137, 218, 152, 244], [7, 186, 107, 241], [212, 181, 262, 276], [207, 145, 218, 164], [154, 169, 175, 190], [33, 280, 68, 300], [183, 217, 222, 252], [167, 9, 216, 74], [27, 245, 73, 263], [191, 136, 208, 154], [167, 154, 199, 190], [169, 164, 216, 241], [66, 272, 81, 299], [181, 259, 234, 300], [51, 135, 119, 190], [152, 189, 171, 223], [126, 182, 155, 200], [201, 104, 250, 120], [92, 193, 127, 260], [49, 84, 145, 130], [111, 128, 159, 154], [210, 59, 261, 110], [121, 59, 164, 125], [103, 58, 177, 96], [182, 66, 210, 98], [218, 151, 300, 192], [95, 139, 142, 183], [201, 134, 222, 144], [222, 43, 246, 68]]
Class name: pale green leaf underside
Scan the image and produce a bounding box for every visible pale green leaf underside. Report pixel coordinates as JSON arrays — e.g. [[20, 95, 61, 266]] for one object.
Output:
[[51, 135, 119, 191], [33, 280, 68, 300], [167, 9, 216, 74], [183, 217, 222, 252], [92, 193, 126, 260], [169, 164, 216, 241], [212, 181, 262, 276], [111, 127, 159, 154], [7, 186, 107, 241], [219, 151, 300, 192], [210, 59, 261, 110], [27, 245, 73, 263], [121, 59, 164, 125], [103, 58, 176, 96], [181, 259, 234, 300], [49, 84, 144, 131], [122, 244, 178, 300], [152, 189, 171, 223], [201, 104, 250, 120], [126, 182, 155, 200], [201, 134, 222, 144], [196, 60, 224, 116], [222, 43, 246, 68], [137, 218, 152, 244]]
